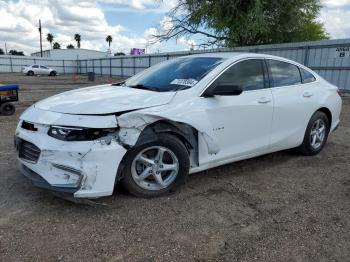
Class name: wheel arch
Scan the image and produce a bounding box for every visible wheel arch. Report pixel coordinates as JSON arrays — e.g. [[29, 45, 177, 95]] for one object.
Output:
[[115, 119, 199, 186], [317, 107, 332, 128]]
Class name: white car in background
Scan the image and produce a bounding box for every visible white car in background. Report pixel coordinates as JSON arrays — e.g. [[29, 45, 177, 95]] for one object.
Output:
[[22, 65, 57, 76], [15, 53, 342, 201]]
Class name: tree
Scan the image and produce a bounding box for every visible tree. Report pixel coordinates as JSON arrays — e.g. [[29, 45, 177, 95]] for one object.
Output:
[[66, 44, 75, 49], [157, 0, 328, 47], [106, 35, 113, 48], [114, 52, 125, 56], [0, 48, 4, 55], [74, 34, 81, 48], [47, 33, 54, 49], [53, 42, 61, 49], [9, 50, 24, 56]]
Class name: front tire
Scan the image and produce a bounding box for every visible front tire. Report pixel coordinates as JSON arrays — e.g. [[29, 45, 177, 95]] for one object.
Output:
[[49, 71, 57, 76], [297, 111, 330, 156], [27, 71, 34, 76], [121, 133, 190, 197]]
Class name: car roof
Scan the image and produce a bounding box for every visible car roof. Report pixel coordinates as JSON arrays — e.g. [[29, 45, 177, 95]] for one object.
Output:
[[187, 52, 306, 67], [190, 52, 292, 59]]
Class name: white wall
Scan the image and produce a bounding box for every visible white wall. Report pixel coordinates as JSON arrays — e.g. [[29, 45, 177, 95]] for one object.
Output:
[[31, 49, 108, 60]]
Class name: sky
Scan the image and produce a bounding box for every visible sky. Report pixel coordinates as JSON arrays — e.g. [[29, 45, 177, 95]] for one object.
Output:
[[0, 0, 349, 55]]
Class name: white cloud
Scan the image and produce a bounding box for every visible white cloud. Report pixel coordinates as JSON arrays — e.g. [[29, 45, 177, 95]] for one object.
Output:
[[160, 16, 173, 32], [0, 0, 170, 55], [98, 0, 177, 11], [319, 0, 350, 39], [177, 37, 196, 49], [2, 0, 346, 56], [319, 7, 350, 39], [321, 0, 350, 8]]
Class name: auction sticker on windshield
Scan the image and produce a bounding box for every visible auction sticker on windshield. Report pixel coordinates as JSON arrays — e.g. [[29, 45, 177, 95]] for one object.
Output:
[[170, 79, 198, 86]]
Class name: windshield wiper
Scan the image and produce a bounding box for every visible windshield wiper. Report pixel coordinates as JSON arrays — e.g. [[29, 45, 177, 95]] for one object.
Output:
[[128, 84, 155, 91], [112, 81, 125, 86]]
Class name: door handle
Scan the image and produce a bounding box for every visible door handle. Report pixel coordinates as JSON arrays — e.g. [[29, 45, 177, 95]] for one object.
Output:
[[258, 97, 272, 104], [303, 91, 313, 98]]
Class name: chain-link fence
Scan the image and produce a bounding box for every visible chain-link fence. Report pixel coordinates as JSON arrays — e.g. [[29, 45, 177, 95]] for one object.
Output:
[[1, 38, 350, 92]]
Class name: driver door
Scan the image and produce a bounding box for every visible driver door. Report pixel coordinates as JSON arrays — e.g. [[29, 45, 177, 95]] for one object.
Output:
[[199, 59, 273, 165]]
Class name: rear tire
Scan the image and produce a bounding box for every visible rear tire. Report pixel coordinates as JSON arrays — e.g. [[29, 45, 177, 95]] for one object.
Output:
[[297, 111, 330, 156], [121, 133, 190, 198], [27, 71, 34, 76], [0, 102, 16, 116]]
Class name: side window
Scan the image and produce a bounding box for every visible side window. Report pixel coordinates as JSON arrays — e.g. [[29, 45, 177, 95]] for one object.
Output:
[[300, 68, 316, 84], [32, 65, 39, 68], [211, 59, 265, 91], [41, 66, 48, 69], [267, 60, 301, 87]]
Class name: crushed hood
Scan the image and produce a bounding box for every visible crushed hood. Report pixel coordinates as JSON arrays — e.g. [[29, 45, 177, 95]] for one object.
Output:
[[34, 85, 176, 115]]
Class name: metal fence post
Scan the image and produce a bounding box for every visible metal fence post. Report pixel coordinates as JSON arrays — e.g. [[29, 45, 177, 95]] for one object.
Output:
[[109, 58, 112, 77], [76, 58, 79, 74], [303, 46, 310, 66], [148, 55, 151, 68], [9, 56, 13, 72], [85, 60, 87, 74], [63, 60, 65, 75], [133, 56, 136, 75], [92, 59, 95, 73], [121, 57, 124, 77], [100, 59, 102, 76]]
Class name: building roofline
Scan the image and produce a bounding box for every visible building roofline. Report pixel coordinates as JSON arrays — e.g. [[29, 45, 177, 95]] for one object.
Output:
[[30, 48, 108, 55]]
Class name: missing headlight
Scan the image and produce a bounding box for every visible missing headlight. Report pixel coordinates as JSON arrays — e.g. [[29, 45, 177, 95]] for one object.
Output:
[[48, 126, 118, 141]]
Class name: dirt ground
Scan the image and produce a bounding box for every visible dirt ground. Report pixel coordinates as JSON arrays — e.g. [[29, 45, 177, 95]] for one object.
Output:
[[0, 73, 349, 262]]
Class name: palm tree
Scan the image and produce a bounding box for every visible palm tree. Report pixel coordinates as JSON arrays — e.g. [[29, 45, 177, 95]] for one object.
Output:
[[74, 34, 81, 48], [53, 42, 61, 49], [47, 33, 54, 49], [106, 35, 112, 49]]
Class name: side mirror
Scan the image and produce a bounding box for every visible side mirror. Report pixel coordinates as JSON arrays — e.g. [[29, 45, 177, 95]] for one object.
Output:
[[203, 85, 243, 97]]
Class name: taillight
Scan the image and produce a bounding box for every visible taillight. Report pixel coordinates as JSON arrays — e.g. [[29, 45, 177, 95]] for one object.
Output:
[[337, 89, 343, 97]]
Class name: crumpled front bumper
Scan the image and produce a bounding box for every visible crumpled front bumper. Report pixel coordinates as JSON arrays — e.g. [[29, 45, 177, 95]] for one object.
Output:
[[15, 113, 127, 199]]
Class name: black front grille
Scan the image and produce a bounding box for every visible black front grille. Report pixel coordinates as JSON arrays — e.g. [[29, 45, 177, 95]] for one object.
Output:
[[17, 139, 41, 163]]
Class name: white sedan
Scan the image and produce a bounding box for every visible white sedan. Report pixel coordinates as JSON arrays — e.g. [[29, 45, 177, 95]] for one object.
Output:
[[15, 53, 342, 200], [22, 65, 57, 76]]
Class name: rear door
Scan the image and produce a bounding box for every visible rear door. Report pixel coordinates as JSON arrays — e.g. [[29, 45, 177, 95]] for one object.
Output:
[[267, 59, 315, 151]]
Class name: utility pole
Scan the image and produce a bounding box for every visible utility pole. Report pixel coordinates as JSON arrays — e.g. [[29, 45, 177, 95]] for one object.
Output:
[[38, 19, 43, 57]]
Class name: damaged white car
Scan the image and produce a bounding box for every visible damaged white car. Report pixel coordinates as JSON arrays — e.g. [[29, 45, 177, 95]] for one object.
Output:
[[15, 53, 342, 200]]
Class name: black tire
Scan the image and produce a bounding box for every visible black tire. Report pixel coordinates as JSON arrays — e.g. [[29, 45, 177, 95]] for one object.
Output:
[[297, 111, 330, 156], [0, 102, 16, 116], [27, 71, 34, 76], [121, 133, 190, 197], [49, 71, 57, 76]]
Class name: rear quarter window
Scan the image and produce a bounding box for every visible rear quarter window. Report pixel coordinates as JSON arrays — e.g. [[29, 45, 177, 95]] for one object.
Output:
[[300, 68, 316, 84]]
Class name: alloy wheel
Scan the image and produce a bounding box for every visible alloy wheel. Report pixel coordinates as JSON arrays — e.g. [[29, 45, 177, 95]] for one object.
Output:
[[131, 146, 179, 191], [310, 119, 326, 150]]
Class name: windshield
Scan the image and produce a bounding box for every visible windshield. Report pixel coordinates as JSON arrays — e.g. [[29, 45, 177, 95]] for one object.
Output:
[[125, 57, 223, 92]]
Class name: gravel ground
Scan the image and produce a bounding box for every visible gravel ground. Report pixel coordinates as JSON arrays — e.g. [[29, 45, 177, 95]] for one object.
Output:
[[0, 73, 349, 262]]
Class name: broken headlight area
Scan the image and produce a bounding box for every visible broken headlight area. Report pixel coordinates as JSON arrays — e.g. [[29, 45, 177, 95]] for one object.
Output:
[[48, 126, 118, 142]]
